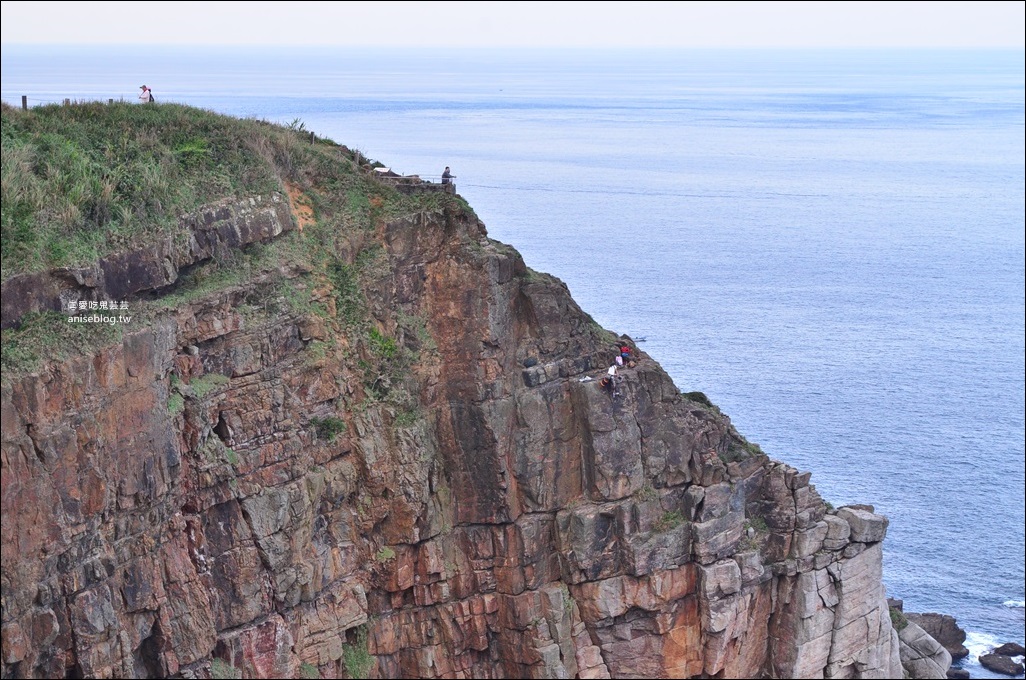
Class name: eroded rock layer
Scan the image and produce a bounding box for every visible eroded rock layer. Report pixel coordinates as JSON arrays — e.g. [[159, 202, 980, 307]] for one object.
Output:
[[1, 200, 904, 679]]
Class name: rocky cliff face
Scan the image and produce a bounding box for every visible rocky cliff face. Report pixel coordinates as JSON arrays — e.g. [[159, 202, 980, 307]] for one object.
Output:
[[1, 190, 907, 679]]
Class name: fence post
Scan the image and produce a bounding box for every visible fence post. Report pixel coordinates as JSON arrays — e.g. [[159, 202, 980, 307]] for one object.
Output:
[[310, 131, 315, 144], [64, 98, 70, 106], [22, 95, 28, 110], [109, 98, 114, 105]]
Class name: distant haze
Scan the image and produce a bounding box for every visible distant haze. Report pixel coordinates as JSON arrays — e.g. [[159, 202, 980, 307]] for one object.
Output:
[[1, 0, 1023, 47]]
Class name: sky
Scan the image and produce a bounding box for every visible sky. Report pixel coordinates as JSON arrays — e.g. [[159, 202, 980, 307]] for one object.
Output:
[[1, 1, 1023, 48]]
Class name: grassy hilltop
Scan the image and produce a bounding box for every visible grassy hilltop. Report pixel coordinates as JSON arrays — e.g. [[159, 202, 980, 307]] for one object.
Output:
[[0, 101, 466, 375]]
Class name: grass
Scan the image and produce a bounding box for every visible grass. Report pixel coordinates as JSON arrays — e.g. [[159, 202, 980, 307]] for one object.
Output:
[[299, 662, 320, 679], [0, 310, 122, 378], [653, 510, 685, 533], [636, 485, 657, 502], [311, 416, 347, 441], [1, 99, 472, 382], [191, 372, 230, 399], [167, 392, 185, 416], [375, 546, 396, 562], [1, 101, 285, 279], [210, 658, 242, 680], [889, 606, 909, 632], [683, 391, 713, 407], [393, 408, 419, 428], [367, 327, 398, 360], [558, 581, 575, 617], [745, 516, 769, 533], [721, 437, 765, 464], [342, 625, 374, 679]]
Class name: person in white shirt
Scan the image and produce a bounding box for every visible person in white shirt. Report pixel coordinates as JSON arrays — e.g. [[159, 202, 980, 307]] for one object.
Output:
[[139, 85, 153, 103], [605, 364, 619, 396]]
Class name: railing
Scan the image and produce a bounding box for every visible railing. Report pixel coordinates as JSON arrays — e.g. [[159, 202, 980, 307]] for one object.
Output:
[[371, 168, 457, 194]]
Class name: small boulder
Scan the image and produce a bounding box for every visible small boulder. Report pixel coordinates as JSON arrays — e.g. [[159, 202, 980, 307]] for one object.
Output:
[[945, 669, 970, 679]]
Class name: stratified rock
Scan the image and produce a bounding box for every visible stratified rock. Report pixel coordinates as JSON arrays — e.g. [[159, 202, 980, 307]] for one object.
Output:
[[1, 140, 908, 679], [898, 620, 952, 679], [980, 653, 1026, 676], [905, 612, 969, 660]]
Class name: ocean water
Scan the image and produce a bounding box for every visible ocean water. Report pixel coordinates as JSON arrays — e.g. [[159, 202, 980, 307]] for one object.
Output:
[[3, 46, 1023, 677]]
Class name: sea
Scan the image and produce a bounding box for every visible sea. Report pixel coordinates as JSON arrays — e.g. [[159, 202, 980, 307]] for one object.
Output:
[[2, 45, 1023, 678]]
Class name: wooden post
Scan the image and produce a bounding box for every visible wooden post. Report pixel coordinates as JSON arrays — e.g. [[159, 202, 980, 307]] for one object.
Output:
[[109, 98, 114, 105], [22, 95, 28, 110], [64, 98, 70, 106], [310, 131, 315, 144]]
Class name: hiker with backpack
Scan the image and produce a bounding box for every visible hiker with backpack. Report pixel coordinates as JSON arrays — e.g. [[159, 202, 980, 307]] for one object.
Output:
[[139, 85, 154, 103]]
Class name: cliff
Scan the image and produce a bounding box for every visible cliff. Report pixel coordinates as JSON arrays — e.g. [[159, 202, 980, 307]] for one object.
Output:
[[2, 102, 911, 679]]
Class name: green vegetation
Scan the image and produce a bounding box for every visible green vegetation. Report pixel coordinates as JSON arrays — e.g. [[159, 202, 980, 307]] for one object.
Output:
[[167, 392, 185, 416], [1, 99, 465, 383], [393, 408, 419, 428], [191, 372, 230, 399], [0, 310, 122, 375], [722, 436, 765, 464], [683, 391, 713, 407], [342, 625, 374, 679], [740, 516, 770, 551], [210, 658, 242, 680], [375, 546, 396, 562], [653, 510, 685, 533], [746, 516, 771, 537], [889, 606, 909, 632], [558, 581, 575, 617], [746, 516, 769, 533], [327, 261, 365, 327], [311, 416, 347, 441], [636, 484, 657, 502], [299, 662, 320, 679], [367, 327, 398, 360], [1, 101, 283, 277]]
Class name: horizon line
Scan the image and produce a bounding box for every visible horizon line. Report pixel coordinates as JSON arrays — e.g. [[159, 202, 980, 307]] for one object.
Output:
[[4, 43, 1025, 50]]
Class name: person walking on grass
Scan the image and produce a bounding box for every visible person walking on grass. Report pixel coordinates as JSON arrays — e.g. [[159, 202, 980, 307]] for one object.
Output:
[[139, 85, 154, 103]]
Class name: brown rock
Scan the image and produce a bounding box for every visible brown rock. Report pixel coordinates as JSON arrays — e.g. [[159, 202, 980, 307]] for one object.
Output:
[[0, 188, 906, 680]]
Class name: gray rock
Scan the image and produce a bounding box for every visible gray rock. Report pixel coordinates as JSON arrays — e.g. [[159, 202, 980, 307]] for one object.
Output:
[[979, 653, 1025, 676], [836, 506, 889, 543], [898, 621, 952, 679], [905, 612, 969, 660], [992, 642, 1026, 657]]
